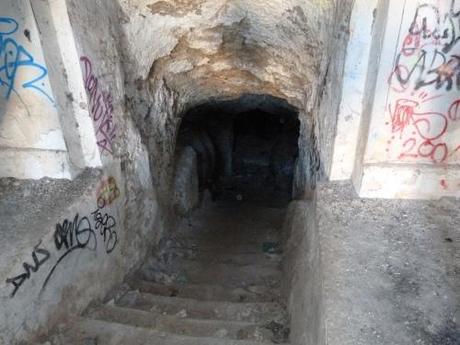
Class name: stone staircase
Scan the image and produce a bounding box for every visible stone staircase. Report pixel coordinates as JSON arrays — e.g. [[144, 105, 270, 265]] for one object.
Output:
[[47, 202, 290, 345]]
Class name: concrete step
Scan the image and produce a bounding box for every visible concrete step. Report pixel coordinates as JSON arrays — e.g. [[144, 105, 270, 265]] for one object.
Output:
[[51, 317, 286, 345], [116, 290, 286, 323], [142, 259, 282, 287], [86, 304, 277, 342], [128, 278, 282, 303], [167, 248, 283, 266]]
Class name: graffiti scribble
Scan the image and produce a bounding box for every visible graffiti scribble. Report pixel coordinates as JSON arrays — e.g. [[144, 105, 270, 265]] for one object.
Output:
[[0, 17, 54, 103], [386, 1, 460, 165], [5, 240, 50, 297], [80, 56, 117, 155]]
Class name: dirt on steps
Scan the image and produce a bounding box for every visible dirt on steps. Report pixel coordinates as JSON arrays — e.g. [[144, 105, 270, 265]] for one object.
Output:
[[45, 200, 290, 344]]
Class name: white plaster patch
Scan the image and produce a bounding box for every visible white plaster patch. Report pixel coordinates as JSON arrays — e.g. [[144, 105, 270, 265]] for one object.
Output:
[[168, 60, 194, 74]]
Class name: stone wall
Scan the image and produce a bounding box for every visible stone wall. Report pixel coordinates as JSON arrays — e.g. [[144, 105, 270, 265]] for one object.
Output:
[[0, 1, 160, 343], [283, 200, 324, 345], [330, 0, 460, 199], [119, 0, 354, 202]]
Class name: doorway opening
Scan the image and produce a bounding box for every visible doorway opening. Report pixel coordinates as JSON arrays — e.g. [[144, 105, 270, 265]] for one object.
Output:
[[138, 95, 303, 343], [174, 95, 300, 210]]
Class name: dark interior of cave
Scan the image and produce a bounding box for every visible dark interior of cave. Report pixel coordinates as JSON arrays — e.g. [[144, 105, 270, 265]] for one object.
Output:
[[176, 97, 300, 207]]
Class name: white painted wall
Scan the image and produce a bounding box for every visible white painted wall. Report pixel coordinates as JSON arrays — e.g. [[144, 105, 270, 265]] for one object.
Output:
[[329, 0, 379, 180], [333, 0, 460, 199], [0, 0, 71, 179]]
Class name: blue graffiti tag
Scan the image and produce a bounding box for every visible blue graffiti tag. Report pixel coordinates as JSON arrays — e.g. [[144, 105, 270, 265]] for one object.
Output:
[[0, 17, 54, 103]]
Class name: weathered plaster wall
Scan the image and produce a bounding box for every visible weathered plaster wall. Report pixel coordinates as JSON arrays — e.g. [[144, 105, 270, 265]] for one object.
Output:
[[314, 0, 354, 181], [0, 1, 160, 344], [118, 0, 354, 202], [283, 200, 324, 345], [356, 0, 460, 199], [331, 0, 460, 199], [0, 0, 71, 179], [329, 0, 381, 180]]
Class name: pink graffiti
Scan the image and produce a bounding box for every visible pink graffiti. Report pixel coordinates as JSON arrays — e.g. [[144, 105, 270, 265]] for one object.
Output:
[[80, 56, 117, 155], [385, 3, 460, 166], [389, 99, 448, 140], [448, 99, 460, 121], [388, 97, 450, 164]]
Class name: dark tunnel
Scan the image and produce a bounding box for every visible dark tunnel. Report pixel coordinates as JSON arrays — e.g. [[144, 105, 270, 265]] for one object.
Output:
[[175, 95, 300, 207]]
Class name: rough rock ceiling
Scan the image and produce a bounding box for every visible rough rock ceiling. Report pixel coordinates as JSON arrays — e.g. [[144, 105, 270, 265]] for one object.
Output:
[[118, 0, 340, 109]]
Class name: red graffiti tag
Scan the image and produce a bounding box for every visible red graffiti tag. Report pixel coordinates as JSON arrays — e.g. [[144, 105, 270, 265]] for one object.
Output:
[[386, 3, 460, 168], [389, 99, 448, 140], [448, 99, 460, 121]]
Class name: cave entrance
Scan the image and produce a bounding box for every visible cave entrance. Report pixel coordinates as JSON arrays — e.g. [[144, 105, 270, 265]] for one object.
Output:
[[174, 95, 300, 211], [153, 95, 303, 343]]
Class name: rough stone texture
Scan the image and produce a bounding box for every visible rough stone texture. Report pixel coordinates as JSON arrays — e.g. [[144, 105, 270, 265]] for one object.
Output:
[[0, 170, 102, 343], [0, 1, 161, 344], [283, 201, 323, 345], [317, 181, 460, 345], [172, 146, 199, 215], [313, 0, 354, 180], [120, 0, 354, 202], [43, 199, 290, 344]]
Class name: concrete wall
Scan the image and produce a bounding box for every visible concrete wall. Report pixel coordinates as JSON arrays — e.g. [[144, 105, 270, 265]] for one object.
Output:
[[283, 200, 324, 345], [0, 0, 71, 179], [357, 0, 460, 199], [315, 0, 354, 182], [0, 1, 160, 343], [331, 0, 460, 199], [329, 0, 380, 180]]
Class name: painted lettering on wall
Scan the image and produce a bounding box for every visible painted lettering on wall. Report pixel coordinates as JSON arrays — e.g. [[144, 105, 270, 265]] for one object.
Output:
[[39, 205, 118, 294], [92, 207, 118, 254], [5, 187, 120, 298], [80, 56, 117, 155], [39, 214, 98, 294], [387, 1, 460, 164], [0, 17, 54, 103], [5, 241, 50, 297]]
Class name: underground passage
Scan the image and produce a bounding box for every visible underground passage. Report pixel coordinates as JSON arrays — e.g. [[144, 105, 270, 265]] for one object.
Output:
[[135, 97, 302, 342], [173, 97, 300, 208], [0, 1, 459, 345]]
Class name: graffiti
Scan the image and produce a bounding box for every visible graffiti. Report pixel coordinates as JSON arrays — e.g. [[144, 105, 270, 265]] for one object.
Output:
[[6, 199, 119, 298], [92, 207, 118, 254], [96, 176, 120, 208], [5, 241, 50, 297], [448, 98, 460, 120], [80, 56, 117, 155], [0, 17, 54, 102], [39, 205, 118, 294], [409, 2, 460, 54], [386, 2, 460, 164], [40, 214, 97, 293], [390, 1, 460, 92]]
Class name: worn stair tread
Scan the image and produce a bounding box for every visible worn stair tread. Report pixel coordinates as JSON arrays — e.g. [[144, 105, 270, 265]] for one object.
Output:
[[86, 304, 278, 342], [116, 290, 286, 323], [128, 278, 282, 303], [54, 317, 288, 345], [142, 260, 282, 287], [165, 250, 283, 266]]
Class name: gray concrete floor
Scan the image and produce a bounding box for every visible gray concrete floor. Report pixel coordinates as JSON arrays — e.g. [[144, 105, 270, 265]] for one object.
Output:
[[317, 182, 460, 345]]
